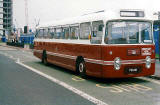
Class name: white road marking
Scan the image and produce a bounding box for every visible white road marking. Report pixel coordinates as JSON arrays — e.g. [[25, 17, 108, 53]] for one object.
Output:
[[16, 61, 108, 105]]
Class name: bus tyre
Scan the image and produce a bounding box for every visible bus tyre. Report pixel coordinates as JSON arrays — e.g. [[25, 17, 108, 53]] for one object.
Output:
[[42, 51, 48, 66], [77, 60, 86, 78]]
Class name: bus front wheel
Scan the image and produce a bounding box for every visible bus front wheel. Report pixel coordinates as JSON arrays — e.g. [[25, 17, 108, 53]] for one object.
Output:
[[77, 60, 86, 78]]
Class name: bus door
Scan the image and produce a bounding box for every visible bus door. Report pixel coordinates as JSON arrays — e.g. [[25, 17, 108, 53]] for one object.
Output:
[[89, 21, 104, 77]]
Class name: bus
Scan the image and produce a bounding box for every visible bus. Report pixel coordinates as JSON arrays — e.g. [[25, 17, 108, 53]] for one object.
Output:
[[34, 9, 155, 78]]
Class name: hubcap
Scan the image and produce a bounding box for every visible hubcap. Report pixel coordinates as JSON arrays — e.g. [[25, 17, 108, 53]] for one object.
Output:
[[79, 63, 84, 73]]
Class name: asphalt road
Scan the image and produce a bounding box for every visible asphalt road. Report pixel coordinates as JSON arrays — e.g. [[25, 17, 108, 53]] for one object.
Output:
[[1, 45, 160, 105], [0, 53, 95, 105]]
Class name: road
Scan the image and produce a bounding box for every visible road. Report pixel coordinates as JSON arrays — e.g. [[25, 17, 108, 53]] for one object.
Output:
[[0, 47, 95, 105], [0, 45, 160, 105]]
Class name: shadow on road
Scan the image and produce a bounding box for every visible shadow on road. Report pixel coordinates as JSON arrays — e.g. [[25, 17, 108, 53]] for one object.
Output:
[[34, 61, 150, 86]]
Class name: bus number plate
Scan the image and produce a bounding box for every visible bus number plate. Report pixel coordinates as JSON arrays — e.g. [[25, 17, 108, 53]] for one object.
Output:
[[124, 66, 141, 74]]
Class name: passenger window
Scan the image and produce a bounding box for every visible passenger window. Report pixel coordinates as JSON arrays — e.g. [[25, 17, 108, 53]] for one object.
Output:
[[80, 22, 91, 39], [39, 29, 44, 38], [49, 28, 55, 38], [43, 28, 48, 38], [91, 21, 104, 44], [63, 27, 69, 39], [47, 28, 53, 39], [70, 26, 79, 39], [54, 28, 62, 39]]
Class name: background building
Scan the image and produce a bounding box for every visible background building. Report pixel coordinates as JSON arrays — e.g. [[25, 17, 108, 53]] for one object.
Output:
[[0, 0, 12, 37], [0, 0, 3, 36]]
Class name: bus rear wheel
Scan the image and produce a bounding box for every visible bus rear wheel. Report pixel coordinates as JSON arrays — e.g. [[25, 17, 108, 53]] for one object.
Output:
[[77, 60, 86, 78], [42, 51, 48, 66]]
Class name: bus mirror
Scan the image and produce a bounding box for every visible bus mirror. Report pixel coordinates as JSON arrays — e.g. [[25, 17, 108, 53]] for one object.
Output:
[[98, 25, 104, 31]]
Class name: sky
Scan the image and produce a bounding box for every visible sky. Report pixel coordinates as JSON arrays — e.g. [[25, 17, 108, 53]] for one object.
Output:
[[13, 0, 160, 29]]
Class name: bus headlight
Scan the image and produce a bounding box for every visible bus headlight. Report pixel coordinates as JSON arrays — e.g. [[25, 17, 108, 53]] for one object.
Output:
[[146, 56, 151, 69], [114, 57, 121, 70]]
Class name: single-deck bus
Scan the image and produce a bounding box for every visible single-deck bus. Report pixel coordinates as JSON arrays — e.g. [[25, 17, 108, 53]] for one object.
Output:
[[34, 9, 155, 78]]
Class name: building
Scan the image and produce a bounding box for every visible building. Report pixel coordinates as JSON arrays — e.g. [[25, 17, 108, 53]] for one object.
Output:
[[0, 0, 12, 36], [0, 0, 3, 36]]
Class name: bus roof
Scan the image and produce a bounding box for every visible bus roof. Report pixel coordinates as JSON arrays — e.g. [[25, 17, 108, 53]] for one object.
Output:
[[38, 9, 153, 28]]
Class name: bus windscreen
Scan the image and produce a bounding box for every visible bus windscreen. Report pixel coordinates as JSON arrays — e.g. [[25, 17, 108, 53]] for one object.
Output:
[[105, 21, 152, 44]]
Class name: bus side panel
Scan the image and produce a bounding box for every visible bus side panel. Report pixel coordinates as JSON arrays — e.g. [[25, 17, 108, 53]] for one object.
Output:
[[33, 51, 42, 60], [34, 42, 102, 77], [34, 41, 43, 60], [52, 43, 102, 77], [73, 44, 102, 77], [46, 42, 76, 71]]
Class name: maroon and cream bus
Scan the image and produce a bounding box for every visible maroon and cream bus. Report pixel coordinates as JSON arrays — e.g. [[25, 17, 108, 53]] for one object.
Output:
[[34, 9, 155, 78]]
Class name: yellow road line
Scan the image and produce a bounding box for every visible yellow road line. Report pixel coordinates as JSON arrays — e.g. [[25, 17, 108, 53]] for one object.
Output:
[[139, 77, 160, 85]]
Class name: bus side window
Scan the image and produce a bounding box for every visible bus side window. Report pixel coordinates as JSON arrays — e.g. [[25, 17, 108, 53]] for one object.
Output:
[[43, 28, 48, 39], [91, 21, 104, 44], [70, 26, 79, 39], [80, 22, 91, 39], [54, 28, 62, 39], [47, 28, 51, 39], [63, 27, 69, 39], [39, 29, 44, 38], [49, 28, 54, 38]]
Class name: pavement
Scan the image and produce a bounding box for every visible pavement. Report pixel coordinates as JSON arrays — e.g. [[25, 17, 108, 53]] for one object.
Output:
[[0, 42, 33, 52], [148, 59, 160, 79]]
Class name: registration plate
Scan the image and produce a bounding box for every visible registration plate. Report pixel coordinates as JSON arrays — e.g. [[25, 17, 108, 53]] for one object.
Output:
[[124, 66, 141, 74]]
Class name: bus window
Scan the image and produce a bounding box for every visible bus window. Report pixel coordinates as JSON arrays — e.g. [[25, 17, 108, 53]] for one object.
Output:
[[54, 28, 62, 39], [39, 29, 44, 38], [91, 21, 103, 44], [105, 21, 152, 44], [49, 28, 54, 38], [63, 27, 69, 39], [61, 28, 65, 39], [48, 28, 53, 39], [70, 26, 79, 39], [80, 22, 91, 39], [43, 28, 48, 39], [140, 23, 152, 43]]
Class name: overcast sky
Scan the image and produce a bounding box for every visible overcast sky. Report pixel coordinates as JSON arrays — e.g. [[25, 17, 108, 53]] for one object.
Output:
[[13, 0, 160, 28]]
